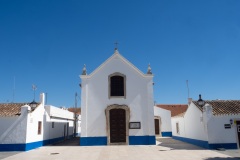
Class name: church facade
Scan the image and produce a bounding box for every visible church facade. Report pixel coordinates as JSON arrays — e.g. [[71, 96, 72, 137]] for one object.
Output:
[[80, 49, 156, 146]]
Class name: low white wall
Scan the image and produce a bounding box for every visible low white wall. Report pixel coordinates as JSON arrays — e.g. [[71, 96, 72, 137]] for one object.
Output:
[[208, 115, 240, 144], [154, 106, 172, 132], [0, 106, 29, 144], [0, 117, 18, 135]]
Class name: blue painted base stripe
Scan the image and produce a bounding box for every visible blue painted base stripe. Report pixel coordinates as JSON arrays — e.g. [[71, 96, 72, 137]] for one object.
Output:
[[0, 144, 26, 151], [173, 136, 209, 148], [173, 136, 238, 149], [0, 135, 74, 151], [208, 143, 238, 149], [129, 136, 156, 145], [80, 137, 107, 146], [161, 132, 172, 137], [80, 135, 156, 146]]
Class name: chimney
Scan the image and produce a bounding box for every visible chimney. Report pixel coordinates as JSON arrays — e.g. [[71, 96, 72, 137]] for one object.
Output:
[[188, 98, 192, 105], [40, 93, 45, 106]]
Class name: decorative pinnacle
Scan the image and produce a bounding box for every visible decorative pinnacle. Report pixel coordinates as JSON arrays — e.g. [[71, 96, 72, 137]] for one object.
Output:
[[82, 64, 87, 75], [147, 63, 152, 74]]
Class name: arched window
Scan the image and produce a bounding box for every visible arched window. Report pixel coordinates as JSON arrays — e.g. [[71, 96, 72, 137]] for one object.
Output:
[[109, 73, 126, 98]]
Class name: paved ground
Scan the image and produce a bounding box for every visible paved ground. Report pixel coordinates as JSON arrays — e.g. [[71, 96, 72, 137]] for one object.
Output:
[[52, 137, 80, 146], [1, 137, 239, 160]]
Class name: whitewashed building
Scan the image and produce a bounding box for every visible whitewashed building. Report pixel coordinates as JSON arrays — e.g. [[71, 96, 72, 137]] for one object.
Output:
[[172, 98, 240, 149], [80, 49, 155, 146], [0, 93, 81, 151], [154, 104, 188, 137], [154, 106, 172, 137]]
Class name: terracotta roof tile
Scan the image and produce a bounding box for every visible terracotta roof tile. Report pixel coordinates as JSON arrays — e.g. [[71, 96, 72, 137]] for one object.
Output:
[[0, 103, 39, 117], [156, 104, 188, 117], [68, 108, 81, 115], [193, 100, 240, 116]]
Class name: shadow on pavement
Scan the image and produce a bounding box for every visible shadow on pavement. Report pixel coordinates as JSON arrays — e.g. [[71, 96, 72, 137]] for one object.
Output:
[[156, 137, 205, 150], [0, 151, 22, 160], [204, 157, 240, 160], [51, 137, 80, 146]]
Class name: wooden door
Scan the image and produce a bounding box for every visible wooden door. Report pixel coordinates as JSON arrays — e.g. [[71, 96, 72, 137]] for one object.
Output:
[[110, 109, 126, 143], [237, 121, 240, 146], [155, 119, 160, 135]]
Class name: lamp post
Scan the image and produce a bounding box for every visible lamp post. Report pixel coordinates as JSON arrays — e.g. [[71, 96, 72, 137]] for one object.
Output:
[[74, 92, 77, 137], [197, 94, 205, 107]]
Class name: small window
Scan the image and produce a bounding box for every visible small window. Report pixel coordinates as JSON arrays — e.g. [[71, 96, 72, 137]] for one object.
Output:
[[176, 122, 179, 134], [109, 73, 126, 98], [52, 122, 54, 128], [38, 121, 42, 135]]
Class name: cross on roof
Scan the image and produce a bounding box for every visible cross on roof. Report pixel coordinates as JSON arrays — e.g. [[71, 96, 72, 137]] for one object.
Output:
[[114, 41, 118, 50]]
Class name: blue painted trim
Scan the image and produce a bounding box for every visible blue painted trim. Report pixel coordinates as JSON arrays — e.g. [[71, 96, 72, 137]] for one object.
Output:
[[208, 143, 238, 149], [172, 136, 209, 148], [129, 136, 156, 145], [80, 137, 107, 146], [0, 144, 26, 151], [0, 136, 66, 151], [173, 136, 238, 149], [80, 136, 156, 146], [161, 132, 172, 137]]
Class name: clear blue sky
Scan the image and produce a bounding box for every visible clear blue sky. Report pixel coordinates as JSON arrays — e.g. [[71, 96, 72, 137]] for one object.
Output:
[[0, 0, 240, 107]]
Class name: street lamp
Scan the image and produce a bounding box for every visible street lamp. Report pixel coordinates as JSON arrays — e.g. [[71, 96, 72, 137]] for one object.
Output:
[[197, 94, 205, 107], [30, 84, 38, 108], [29, 100, 38, 108]]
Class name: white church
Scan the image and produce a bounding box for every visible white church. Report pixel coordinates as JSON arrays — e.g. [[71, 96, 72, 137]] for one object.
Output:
[[79, 49, 156, 146]]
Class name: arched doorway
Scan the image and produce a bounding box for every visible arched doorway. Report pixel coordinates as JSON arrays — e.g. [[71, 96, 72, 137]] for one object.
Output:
[[106, 105, 130, 145]]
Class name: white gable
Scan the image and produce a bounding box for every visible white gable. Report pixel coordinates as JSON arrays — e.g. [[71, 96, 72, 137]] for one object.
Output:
[[80, 49, 153, 79]]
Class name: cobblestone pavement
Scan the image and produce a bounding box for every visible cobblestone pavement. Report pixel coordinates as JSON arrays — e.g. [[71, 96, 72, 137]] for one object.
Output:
[[1, 137, 239, 160]]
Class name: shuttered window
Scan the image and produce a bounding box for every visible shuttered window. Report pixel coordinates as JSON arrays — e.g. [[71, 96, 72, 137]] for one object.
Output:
[[38, 121, 42, 135], [176, 122, 179, 134]]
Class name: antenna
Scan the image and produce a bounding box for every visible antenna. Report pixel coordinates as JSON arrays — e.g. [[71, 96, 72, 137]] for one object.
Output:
[[32, 84, 37, 101], [186, 80, 190, 99], [12, 76, 15, 103], [46, 92, 48, 104]]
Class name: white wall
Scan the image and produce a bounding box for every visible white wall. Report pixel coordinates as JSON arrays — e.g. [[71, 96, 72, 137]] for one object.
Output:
[[26, 104, 75, 143], [0, 106, 29, 144], [26, 102, 45, 143], [76, 115, 81, 136], [154, 106, 172, 132], [207, 115, 240, 144], [171, 116, 185, 137], [0, 117, 18, 135], [0, 93, 78, 145], [81, 53, 155, 138], [45, 105, 74, 120], [172, 103, 208, 141]]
